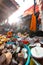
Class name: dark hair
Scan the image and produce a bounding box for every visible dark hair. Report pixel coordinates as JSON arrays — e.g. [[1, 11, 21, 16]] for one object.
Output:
[[35, 12, 40, 18]]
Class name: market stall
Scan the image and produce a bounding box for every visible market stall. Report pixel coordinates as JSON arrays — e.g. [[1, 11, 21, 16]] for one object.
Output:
[[0, 0, 43, 65]]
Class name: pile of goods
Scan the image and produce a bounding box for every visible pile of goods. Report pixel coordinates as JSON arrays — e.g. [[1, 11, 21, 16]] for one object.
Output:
[[0, 33, 30, 65], [0, 34, 9, 44]]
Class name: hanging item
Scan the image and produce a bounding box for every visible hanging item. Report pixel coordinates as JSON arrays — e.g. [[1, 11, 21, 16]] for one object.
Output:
[[30, 14, 36, 32]]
